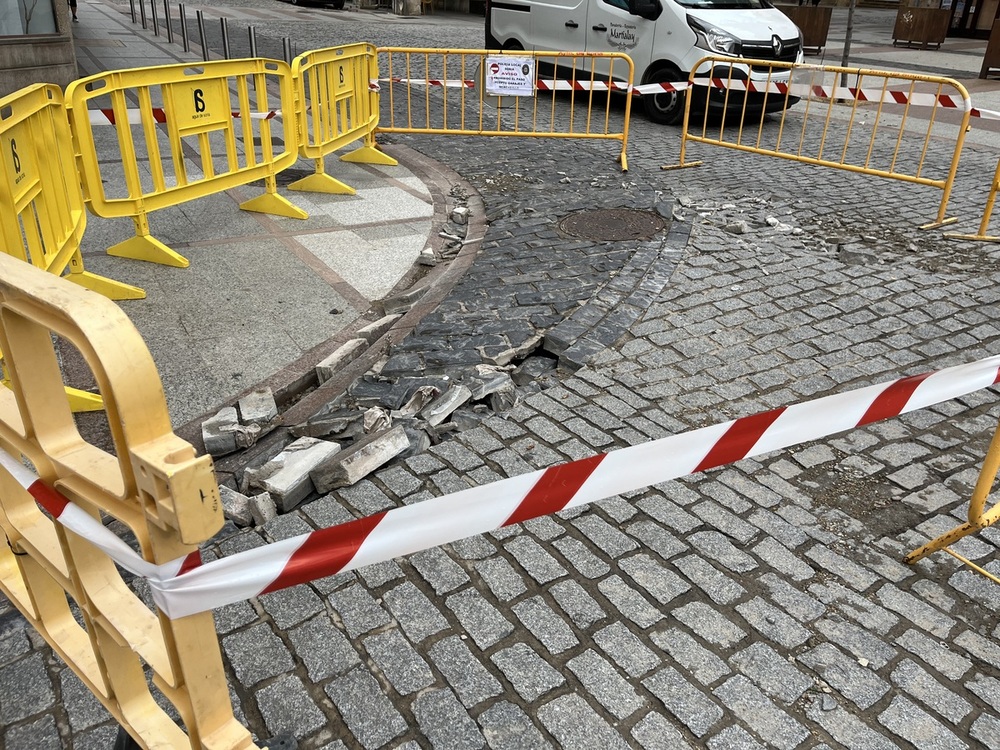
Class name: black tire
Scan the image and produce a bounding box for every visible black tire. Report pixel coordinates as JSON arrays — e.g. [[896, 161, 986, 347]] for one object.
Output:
[[330, 0, 345, 7], [502, 40, 525, 51], [643, 67, 686, 125]]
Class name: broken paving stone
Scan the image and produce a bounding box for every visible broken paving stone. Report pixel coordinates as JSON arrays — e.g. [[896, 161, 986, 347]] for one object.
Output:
[[382, 285, 428, 316], [363, 406, 391, 433], [349, 378, 411, 410], [451, 206, 470, 225], [249, 437, 342, 512], [203, 407, 240, 457], [449, 408, 490, 431], [238, 389, 278, 427], [400, 422, 432, 458], [420, 384, 473, 427], [311, 425, 411, 493], [391, 385, 440, 418], [219, 486, 253, 527], [316, 339, 367, 384], [356, 314, 402, 343], [466, 369, 514, 401], [489, 382, 519, 413], [289, 407, 365, 440], [249, 492, 277, 526], [512, 355, 558, 386]]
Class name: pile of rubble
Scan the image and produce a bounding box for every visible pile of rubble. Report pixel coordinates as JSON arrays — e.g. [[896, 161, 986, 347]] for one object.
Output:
[[203, 352, 559, 528]]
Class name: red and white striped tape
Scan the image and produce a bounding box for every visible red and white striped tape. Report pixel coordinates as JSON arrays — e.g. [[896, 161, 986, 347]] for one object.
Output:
[[87, 108, 281, 125], [4, 354, 1000, 619]]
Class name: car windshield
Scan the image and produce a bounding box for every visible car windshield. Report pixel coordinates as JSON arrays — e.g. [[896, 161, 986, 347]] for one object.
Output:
[[675, 0, 772, 8]]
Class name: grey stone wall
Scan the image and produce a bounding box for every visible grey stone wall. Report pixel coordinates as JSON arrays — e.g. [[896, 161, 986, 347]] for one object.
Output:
[[0, 2, 77, 98]]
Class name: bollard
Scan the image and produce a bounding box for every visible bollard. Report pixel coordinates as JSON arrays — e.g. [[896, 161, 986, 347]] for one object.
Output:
[[129, 0, 136, 24], [179, 3, 189, 52], [283, 37, 292, 66], [249, 25, 257, 57], [197, 9, 208, 61], [150, 0, 158, 36], [221, 17, 231, 59], [163, 0, 173, 43], [139, 0, 146, 29]]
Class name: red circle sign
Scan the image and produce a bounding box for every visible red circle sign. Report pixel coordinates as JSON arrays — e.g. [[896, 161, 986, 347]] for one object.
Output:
[[490, 63, 500, 74]]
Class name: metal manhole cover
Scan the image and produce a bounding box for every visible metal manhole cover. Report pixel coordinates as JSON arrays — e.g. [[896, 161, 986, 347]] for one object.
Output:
[[558, 208, 667, 242]]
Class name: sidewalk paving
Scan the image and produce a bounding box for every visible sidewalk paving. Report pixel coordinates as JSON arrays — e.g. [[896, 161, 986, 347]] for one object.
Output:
[[1, 1, 999, 749]]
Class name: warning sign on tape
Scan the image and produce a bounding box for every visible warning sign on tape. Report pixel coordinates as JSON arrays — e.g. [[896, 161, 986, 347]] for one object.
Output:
[[6, 354, 1000, 619]]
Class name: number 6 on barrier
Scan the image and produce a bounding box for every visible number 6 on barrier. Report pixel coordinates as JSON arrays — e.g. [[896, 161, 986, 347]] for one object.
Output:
[[65, 59, 307, 269]]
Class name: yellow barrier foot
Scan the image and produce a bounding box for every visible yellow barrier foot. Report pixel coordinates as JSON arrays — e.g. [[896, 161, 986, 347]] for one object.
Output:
[[341, 146, 398, 166], [66, 387, 104, 413], [919, 217, 959, 230], [945, 233, 1000, 243], [240, 193, 309, 220], [287, 173, 357, 195], [108, 235, 190, 269], [660, 161, 702, 171], [67, 271, 146, 301]]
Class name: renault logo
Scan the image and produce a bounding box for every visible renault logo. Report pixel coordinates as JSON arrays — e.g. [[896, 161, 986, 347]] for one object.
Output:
[[772, 35, 783, 56]]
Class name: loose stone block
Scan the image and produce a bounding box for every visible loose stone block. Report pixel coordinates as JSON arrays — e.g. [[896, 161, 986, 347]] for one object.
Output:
[[248, 492, 277, 526], [252, 437, 342, 512], [316, 339, 367, 383], [238, 389, 278, 427], [219, 485, 253, 527], [420, 384, 473, 426], [202, 406, 240, 456], [356, 314, 402, 343], [451, 206, 470, 225], [382, 285, 428, 315], [311, 425, 410, 493]]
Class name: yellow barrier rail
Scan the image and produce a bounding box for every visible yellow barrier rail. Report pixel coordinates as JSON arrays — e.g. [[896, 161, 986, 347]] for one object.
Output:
[[291, 42, 397, 194], [0, 254, 257, 749], [665, 58, 971, 229], [906, 417, 1000, 585], [65, 58, 306, 269], [376, 47, 632, 171]]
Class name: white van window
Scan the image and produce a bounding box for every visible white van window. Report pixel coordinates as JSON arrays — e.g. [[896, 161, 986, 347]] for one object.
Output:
[[601, 0, 631, 9], [677, 0, 772, 7]]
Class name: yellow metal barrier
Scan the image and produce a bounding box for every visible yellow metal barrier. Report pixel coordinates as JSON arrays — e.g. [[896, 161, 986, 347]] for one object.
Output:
[[65, 59, 306, 269], [376, 48, 632, 170], [0, 253, 257, 749], [905, 417, 1000, 585], [291, 42, 397, 195], [665, 58, 971, 229]]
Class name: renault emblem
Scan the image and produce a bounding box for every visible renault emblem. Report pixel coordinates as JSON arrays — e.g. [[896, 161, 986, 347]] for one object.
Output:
[[772, 35, 783, 56]]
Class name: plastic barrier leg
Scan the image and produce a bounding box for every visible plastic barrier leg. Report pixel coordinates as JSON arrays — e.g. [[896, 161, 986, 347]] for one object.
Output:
[[0, 366, 103, 413], [64, 253, 145, 301], [108, 214, 190, 269], [288, 158, 356, 195], [240, 175, 309, 219], [340, 134, 398, 167]]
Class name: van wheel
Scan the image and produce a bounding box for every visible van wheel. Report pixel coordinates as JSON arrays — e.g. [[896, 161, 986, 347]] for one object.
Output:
[[503, 40, 525, 51], [643, 67, 686, 125]]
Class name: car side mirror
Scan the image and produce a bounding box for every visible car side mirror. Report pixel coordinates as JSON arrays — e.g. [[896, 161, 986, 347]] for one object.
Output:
[[628, 0, 662, 20]]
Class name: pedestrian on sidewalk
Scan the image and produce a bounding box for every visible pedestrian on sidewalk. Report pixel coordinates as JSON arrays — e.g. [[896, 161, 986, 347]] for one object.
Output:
[[69, 0, 78, 22]]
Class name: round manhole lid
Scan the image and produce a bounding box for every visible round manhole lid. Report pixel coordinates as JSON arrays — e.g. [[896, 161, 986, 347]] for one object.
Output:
[[558, 208, 667, 242]]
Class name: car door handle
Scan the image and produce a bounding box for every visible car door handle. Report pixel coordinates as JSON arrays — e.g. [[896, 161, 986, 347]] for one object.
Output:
[[592, 24, 607, 31], [565, 21, 579, 28]]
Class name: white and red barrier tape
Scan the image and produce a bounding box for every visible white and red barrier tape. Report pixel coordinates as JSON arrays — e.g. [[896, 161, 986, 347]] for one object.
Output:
[[3, 354, 1000, 620], [379, 74, 1000, 121], [87, 108, 281, 125]]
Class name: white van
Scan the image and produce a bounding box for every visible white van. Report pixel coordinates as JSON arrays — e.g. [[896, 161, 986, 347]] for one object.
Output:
[[485, 0, 803, 124]]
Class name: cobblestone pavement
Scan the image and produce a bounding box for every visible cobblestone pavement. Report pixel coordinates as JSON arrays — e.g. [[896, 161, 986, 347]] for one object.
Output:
[[2, 2, 1000, 749]]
